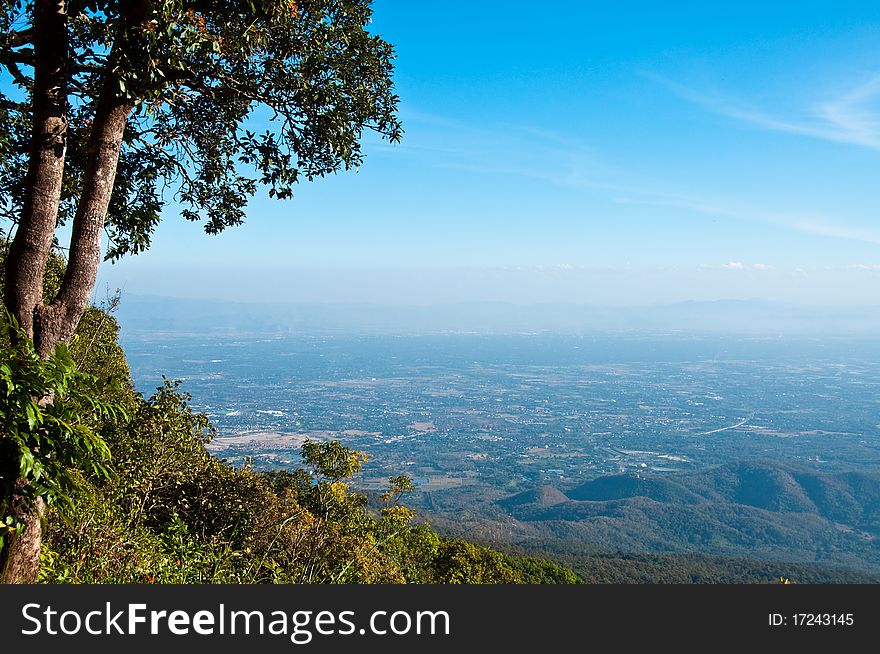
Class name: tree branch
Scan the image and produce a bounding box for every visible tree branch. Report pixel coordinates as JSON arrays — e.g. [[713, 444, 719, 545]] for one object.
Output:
[[0, 54, 31, 87], [70, 61, 105, 74], [2, 28, 34, 48], [0, 47, 34, 63]]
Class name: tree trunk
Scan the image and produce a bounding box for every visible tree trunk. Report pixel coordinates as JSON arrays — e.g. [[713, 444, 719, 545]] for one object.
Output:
[[34, 83, 134, 356], [0, 494, 44, 584], [0, 0, 69, 587], [1, 2, 133, 584], [2, 0, 68, 338], [1, 91, 133, 583]]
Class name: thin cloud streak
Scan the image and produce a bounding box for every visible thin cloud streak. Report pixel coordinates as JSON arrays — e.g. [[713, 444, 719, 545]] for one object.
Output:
[[652, 73, 880, 151], [615, 191, 880, 247], [380, 106, 880, 249], [795, 220, 880, 246]]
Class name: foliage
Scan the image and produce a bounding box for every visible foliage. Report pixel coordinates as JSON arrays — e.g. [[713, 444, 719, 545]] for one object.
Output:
[[0, 310, 120, 548], [565, 551, 879, 585], [1, 0, 402, 257], [507, 555, 581, 584], [429, 540, 520, 584], [67, 302, 136, 411]]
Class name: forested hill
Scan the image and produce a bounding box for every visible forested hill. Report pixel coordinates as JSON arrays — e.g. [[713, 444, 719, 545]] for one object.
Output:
[[523, 549, 879, 584], [484, 461, 880, 575]]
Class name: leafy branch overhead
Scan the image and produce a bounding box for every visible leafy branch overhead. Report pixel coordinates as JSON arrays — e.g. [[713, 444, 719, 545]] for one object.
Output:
[[0, 0, 402, 259]]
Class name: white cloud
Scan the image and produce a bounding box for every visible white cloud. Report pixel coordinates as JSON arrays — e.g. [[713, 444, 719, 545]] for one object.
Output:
[[653, 73, 880, 151], [795, 220, 880, 246], [717, 262, 773, 271], [619, 189, 880, 248]]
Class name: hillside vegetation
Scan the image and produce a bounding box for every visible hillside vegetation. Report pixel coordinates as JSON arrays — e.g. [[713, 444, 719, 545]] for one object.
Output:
[[488, 461, 880, 574]]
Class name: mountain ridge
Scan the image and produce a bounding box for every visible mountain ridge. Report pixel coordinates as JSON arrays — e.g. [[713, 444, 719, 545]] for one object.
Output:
[[489, 460, 880, 573]]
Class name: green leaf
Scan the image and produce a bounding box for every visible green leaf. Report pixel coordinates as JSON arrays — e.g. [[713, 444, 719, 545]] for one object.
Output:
[[25, 402, 38, 430]]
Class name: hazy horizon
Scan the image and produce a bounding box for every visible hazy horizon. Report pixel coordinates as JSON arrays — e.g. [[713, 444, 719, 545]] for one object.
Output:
[[97, 263, 880, 307], [109, 292, 880, 337], [112, 289, 880, 309]]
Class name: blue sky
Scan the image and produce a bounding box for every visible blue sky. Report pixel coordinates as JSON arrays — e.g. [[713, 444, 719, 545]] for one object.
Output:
[[63, 3, 880, 302]]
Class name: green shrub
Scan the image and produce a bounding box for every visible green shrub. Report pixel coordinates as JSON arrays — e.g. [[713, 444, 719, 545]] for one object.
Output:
[[0, 311, 119, 549]]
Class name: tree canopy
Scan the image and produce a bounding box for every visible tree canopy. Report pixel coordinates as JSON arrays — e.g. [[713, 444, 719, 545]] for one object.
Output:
[[1, 0, 402, 257]]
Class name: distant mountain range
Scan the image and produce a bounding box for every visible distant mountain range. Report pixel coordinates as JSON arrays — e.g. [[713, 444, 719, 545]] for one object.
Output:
[[491, 461, 880, 573], [114, 294, 880, 336]]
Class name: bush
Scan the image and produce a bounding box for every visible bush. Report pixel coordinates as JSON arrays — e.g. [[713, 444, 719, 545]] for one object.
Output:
[[0, 311, 119, 549]]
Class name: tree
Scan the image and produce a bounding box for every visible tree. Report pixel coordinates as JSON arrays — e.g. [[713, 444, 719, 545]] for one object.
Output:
[[0, 0, 401, 583]]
